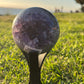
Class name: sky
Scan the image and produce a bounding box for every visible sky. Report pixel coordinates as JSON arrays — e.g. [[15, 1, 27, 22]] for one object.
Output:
[[0, 0, 81, 12]]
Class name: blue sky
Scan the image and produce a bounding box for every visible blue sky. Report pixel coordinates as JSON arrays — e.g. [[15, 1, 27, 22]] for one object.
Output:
[[0, 0, 81, 12]]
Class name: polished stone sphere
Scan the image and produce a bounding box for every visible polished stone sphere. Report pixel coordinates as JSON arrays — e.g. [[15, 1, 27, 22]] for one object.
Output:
[[12, 7, 60, 53]]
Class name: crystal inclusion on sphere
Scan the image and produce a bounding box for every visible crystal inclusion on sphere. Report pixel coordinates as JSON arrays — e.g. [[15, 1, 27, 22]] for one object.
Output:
[[12, 7, 60, 53]]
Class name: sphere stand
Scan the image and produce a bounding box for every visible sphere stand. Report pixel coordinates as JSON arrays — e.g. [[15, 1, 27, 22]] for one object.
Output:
[[22, 50, 48, 84]]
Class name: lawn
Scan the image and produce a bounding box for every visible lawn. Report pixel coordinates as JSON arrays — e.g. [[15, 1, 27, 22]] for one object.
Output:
[[0, 13, 84, 84]]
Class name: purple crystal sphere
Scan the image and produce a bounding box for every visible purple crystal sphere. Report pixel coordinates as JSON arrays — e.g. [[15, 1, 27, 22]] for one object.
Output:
[[12, 7, 60, 53]]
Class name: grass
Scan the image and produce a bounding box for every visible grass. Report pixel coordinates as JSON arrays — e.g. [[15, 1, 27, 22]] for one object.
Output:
[[0, 13, 84, 84]]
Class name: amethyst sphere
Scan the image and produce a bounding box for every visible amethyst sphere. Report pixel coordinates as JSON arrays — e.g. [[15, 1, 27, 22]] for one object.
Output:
[[12, 7, 60, 53]]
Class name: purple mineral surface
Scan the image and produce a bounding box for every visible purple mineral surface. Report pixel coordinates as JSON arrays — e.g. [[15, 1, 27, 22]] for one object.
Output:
[[12, 7, 60, 53]]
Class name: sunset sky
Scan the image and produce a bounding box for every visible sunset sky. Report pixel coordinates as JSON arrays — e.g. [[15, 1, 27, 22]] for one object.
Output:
[[0, 0, 81, 12]]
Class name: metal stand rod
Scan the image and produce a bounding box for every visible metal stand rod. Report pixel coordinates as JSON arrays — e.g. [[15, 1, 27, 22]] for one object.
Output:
[[28, 53, 42, 84], [29, 69, 41, 84]]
